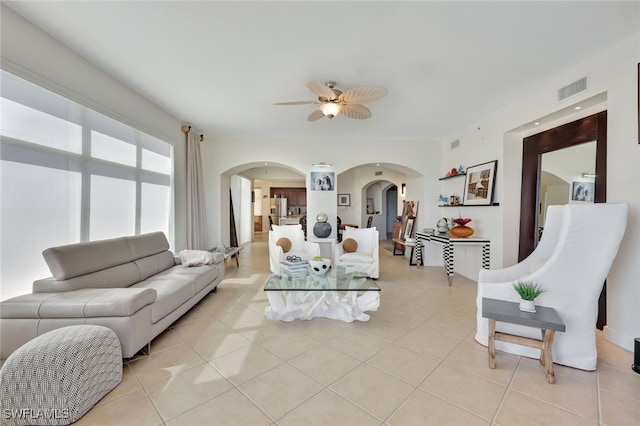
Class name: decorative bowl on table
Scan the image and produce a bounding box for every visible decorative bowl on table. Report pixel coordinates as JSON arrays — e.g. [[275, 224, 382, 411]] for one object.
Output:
[[309, 258, 331, 275], [450, 217, 474, 238]]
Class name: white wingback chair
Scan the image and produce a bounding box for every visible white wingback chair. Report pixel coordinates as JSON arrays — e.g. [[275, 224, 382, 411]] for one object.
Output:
[[476, 203, 628, 370], [334, 226, 379, 278], [269, 224, 320, 276]]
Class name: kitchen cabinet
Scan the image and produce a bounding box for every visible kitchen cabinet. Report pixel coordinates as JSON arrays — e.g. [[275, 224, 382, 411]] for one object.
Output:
[[270, 188, 307, 207]]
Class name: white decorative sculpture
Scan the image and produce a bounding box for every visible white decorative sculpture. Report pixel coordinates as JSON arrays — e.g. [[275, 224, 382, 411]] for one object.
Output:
[[264, 270, 380, 322]]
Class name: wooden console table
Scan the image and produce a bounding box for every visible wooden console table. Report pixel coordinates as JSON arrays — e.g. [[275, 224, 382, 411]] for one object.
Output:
[[482, 298, 565, 384], [415, 231, 490, 285]]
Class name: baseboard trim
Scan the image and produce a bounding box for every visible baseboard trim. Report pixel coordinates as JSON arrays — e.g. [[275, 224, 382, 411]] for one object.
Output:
[[603, 325, 635, 352]]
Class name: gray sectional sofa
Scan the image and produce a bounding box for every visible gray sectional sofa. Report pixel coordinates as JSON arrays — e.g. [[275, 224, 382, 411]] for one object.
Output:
[[0, 232, 224, 360]]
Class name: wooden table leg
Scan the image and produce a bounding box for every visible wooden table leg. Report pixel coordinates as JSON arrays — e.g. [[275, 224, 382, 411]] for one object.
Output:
[[541, 329, 557, 384], [539, 329, 546, 366], [235, 252, 239, 267], [488, 319, 496, 369]]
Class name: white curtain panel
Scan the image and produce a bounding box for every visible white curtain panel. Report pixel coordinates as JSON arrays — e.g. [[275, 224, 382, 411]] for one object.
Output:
[[186, 130, 208, 249]]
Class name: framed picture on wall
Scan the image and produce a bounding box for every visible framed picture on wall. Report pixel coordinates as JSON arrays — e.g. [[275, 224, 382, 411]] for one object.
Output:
[[337, 193, 350, 206], [571, 181, 595, 202], [463, 160, 497, 206], [310, 171, 335, 191]]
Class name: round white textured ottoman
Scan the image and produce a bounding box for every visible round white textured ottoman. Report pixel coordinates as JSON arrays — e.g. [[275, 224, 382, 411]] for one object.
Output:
[[0, 325, 122, 425]]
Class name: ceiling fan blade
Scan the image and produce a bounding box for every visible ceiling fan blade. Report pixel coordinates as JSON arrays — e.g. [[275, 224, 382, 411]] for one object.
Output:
[[339, 104, 372, 120], [339, 87, 387, 104], [307, 107, 325, 121], [307, 81, 337, 100], [274, 100, 320, 105]]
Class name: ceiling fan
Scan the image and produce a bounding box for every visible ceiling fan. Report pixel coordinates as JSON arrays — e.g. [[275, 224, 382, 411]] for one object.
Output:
[[274, 81, 387, 121]]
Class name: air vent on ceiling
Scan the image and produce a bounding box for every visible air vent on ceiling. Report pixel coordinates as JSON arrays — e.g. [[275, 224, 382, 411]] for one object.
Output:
[[557, 76, 588, 102], [450, 139, 460, 149]]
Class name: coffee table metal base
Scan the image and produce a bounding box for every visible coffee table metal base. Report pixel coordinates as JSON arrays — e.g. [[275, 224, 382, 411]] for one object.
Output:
[[265, 290, 380, 323]]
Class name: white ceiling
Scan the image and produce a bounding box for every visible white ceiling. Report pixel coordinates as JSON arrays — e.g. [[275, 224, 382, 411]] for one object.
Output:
[[5, 1, 639, 142]]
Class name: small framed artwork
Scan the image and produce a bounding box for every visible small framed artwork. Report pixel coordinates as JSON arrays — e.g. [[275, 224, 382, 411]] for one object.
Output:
[[571, 181, 595, 202], [337, 193, 350, 206], [310, 171, 335, 191], [404, 218, 414, 239], [463, 160, 497, 206]]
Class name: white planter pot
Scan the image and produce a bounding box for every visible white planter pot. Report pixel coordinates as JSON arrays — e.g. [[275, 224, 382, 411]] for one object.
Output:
[[519, 299, 536, 313]]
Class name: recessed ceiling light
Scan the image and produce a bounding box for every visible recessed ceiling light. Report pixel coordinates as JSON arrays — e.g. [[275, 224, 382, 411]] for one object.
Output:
[[575, 106, 582, 110], [534, 122, 540, 126], [376, 163, 380, 167]]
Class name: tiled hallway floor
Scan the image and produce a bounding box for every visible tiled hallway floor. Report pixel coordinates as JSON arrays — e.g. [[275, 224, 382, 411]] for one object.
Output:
[[77, 233, 640, 425]]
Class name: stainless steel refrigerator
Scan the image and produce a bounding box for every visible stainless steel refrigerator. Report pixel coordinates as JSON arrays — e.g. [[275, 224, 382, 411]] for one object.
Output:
[[272, 196, 288, 225]]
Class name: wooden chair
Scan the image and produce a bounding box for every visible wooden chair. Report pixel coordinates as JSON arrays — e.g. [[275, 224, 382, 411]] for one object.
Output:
[[392, 222, 405, 255]]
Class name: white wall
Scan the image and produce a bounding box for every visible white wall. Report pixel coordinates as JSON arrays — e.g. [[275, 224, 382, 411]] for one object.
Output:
[[439, 32, 640, 351], [202, 139, 441, 252], [0, 5, 188, 250]]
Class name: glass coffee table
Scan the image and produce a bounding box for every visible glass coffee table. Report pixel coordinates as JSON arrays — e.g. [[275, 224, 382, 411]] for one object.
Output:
[[264, 266, 381, 322]]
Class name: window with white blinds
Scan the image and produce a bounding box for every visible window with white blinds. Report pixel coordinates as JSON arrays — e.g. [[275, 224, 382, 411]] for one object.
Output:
[[0, 71, 173, 301], [253, 188, 262, 215]]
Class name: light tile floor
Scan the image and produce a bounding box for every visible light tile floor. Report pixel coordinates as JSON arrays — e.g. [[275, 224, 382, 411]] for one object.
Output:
[[76, 234, 640, 425]]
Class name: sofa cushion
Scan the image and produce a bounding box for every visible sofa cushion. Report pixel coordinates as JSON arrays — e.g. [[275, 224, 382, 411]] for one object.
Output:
[[0, 288, 157, 319], [132, 271, 197, 323], [124, 231, 170, 260], [42, 237, 133, 281], [271, 225, 305, 251], [165, 265, 220, 294], [33, 262, 143, 293], [42, 232, 171, 281], [135, 251, 177, 279], [343, 227, 376, 255], [339, 252, 374, 264]]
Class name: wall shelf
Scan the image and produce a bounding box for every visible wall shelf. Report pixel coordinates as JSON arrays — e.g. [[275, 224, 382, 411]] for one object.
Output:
[[438, 203, 500, 207], [438, 173, 466, 181]]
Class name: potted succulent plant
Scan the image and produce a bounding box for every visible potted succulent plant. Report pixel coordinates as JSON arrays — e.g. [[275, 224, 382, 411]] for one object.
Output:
[[513, 281, 546, 312]]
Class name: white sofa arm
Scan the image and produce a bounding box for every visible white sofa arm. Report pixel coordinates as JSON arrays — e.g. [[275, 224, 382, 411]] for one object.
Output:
[[334, 243, 345, 264], [269, 244, 284, 275]]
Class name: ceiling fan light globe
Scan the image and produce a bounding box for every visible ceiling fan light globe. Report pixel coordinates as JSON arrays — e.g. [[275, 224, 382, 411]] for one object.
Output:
[[321, 102, 340, 118]]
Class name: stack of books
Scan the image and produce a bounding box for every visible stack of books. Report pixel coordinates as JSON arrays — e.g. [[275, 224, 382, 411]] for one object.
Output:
[[280, 259, 309, 279]]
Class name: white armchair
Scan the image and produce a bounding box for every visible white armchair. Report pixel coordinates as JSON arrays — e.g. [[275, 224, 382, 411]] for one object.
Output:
[[334, 226, 379, 279], [476, 203, 628, 370], [269, 224, 320, 276]]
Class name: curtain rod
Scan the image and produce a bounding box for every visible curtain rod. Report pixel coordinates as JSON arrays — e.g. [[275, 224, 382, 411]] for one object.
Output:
[[181, 124, 204, 142]]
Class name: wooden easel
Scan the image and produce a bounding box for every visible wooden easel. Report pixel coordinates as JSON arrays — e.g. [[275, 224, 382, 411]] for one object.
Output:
[[393, 200, 418, 255]]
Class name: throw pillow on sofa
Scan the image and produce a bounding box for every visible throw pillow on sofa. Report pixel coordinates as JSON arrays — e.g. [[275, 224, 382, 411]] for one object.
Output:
[[276, 237, 292, 253], [179, 250, 215, 267], [343, 238, 358, 253]]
